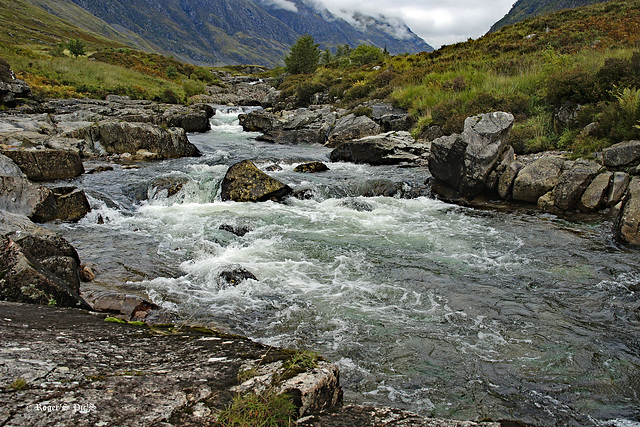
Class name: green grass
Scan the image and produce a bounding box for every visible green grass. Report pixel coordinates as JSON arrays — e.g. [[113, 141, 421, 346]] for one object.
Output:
[[216, 390, 295, 427]]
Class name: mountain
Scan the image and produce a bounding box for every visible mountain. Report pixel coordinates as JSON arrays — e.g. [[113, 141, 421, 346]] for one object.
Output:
[[489, 0, 612, 33], [34, 0, 432, 67]]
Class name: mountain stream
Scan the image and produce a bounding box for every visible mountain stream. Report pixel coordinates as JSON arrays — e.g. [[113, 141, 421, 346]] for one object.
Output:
[[46, 108, 640, 426]]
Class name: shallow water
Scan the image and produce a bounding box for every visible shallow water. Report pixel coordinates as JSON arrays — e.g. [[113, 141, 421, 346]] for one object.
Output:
[[48, 108, 640, 426]]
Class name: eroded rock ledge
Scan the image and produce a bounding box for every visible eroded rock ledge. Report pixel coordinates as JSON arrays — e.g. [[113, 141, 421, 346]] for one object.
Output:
[[0, 301, 342, 426]]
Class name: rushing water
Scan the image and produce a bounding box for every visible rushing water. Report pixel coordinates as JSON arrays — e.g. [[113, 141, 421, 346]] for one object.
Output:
[[48, 108, 640, 426]]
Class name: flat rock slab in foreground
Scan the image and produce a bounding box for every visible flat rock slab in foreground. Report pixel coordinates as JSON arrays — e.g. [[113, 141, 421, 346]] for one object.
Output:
[[0, 302, 338, 426]]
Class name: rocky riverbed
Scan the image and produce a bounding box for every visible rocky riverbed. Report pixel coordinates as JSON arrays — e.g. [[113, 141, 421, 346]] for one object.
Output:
[[2, 62, 640, 426]]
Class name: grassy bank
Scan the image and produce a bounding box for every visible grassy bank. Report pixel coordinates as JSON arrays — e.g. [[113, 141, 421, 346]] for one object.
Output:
[[274, 0, 640, 156]]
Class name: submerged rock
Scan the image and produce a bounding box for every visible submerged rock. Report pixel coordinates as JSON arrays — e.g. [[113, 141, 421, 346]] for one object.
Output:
[[220, 160, 292, 202], [294, 161, 329, 173], [217, 266, 258, 287], [51, 187, 91, 222]]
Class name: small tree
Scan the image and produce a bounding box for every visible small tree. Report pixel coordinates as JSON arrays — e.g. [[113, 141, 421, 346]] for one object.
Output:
[[67, 39, 86, 58], [284, 34, 320, 75], [350, 44, 385, 66]]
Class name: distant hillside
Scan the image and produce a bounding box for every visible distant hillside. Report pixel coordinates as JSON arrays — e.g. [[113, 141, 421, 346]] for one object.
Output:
[[42, 0, 432, 66], [489, 0, 611, 32]]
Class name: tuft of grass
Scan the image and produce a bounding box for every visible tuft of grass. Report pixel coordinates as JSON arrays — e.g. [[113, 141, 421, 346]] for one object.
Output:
[[10, 377, 28, 390], [216, 390, 295, 427]]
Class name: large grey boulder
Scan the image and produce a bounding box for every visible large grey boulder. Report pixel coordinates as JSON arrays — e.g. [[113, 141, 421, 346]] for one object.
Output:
[[73, 120, 200, 159], [608, 172, 631, 206], [330, 131, 424, 165], [1, 148, 84, 181], [51, 187, 91, 222], [369, 102, 414, 132], [615, 177, 640, 246], [428, 112, 514, 198], [602, 141, 640, 169], [220, 160, 292, 202], [552, 160, 600, 211], [0, 58, 31, 107], [0, 153, 25, 177], [258, 107, 338, 145], [512, 156, 565, 203], [579, 172, 613, 212], [325, 114, 381, 148], [0, 215, 89, 309], [239, 109, 281, 132], [498, 161, 523, 199], [0, 175, 58, 222]]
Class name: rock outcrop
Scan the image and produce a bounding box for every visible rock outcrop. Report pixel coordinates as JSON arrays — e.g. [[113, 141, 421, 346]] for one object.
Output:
[[0, 58, 31, 107], [428, 112, 514, 198], [220, 160, 292, 202], [325, 114, 381, 148], [72, 120, 201, 159], [602, 140, 640, 169], [1, 148, 84, 181], [0, 212, 89, 309], [551, 160, 600, 211], [511, 156, 565, 203], [330, 131, 427, 165], [615, 177, 640, 246], [0, 301, 343, 426]]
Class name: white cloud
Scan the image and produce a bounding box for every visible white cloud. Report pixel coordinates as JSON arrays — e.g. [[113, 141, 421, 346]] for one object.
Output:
[[308, 0, 514, 48], [259, 0, 298, 12]]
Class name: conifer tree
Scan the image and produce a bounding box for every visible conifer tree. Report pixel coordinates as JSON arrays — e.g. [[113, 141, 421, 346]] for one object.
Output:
[[284, 35, 320, 74]]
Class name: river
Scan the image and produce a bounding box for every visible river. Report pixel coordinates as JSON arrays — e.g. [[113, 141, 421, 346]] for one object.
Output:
[[47, 108, 640, 426]]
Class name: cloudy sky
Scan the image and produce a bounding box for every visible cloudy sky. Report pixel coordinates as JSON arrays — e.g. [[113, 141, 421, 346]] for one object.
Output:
[[315, 0, 516, 48]]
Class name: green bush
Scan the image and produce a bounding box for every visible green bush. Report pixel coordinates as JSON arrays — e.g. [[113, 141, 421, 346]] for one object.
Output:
[[349, 45, 385, 67]]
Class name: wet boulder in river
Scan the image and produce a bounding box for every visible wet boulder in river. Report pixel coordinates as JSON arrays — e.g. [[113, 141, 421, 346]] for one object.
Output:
[[294, 161, 329, 173], [220, 160, 292, 202], [428, 112, 514, 198], [615, 176, 640, 246], [1, 148, 84, 181]]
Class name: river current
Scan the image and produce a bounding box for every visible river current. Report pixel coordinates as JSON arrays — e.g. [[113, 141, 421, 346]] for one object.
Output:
[[47, 108, 640, 426]]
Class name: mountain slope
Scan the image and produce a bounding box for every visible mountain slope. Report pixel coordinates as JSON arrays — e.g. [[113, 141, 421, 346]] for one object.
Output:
[[58, 0, 432, 66], [489, 0, 611, 32]]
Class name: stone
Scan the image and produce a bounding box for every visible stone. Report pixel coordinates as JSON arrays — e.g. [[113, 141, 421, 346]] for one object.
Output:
[[325, 114, 381, 147], [148, 176, 190, 199], [217, 266, 258, 287], [0, 236, 89, 309], [72, 120, 201, 159], [239, 109, 281, 132], [1, 148, 84, 181], [0, 175, 58, 222], [368, 102, 414, 132], [428, 112, 514, 198], [0, 301, 342, 426], [294, 161, 330, 173], [280, 362, 343, 418], [259, 108, 337, 145], [220, 160, 292, 202], [160, 106, 211, 132], [0, 152, 25, 177], [0, 59, 31, 107], [81, 285, 161, 320], [608, 172, 631, 206], [602, 140, 640, 168], [498, 161, 523, 199], [512, 156, 565, 203], [458, 112, 515, 197], [615, 177, 640, 246], [51, 187, 91, 222], [537, 191, 562, 214], [428, 134, 467, 189], [579, 172, 613, 212], [552, 161, 599, 211], [330, 131, 423, 165], [219, 223, 252, 237]]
